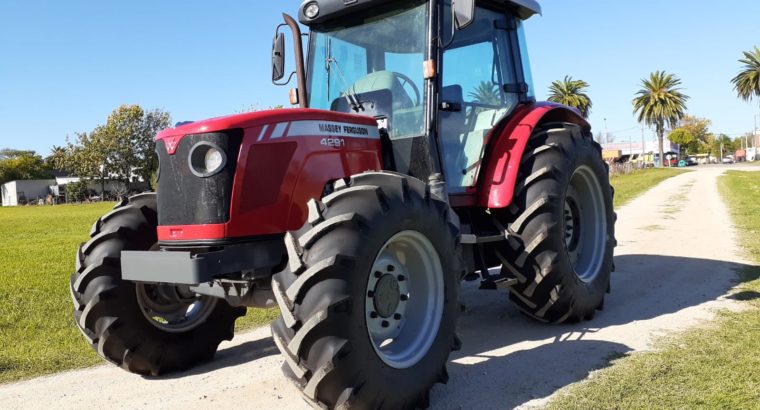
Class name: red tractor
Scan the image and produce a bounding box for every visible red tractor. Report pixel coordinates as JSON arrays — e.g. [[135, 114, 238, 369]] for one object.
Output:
[[71, 0, 615, 408]]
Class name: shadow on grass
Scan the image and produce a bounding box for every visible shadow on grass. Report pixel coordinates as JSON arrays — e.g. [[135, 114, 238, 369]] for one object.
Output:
[[727, 291, 760, 301]]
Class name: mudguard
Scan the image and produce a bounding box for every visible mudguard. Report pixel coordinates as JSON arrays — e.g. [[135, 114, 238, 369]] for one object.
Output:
[[477, 102, 590, 209]]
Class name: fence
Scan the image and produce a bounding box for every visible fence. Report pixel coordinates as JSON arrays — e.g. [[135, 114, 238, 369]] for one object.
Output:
[[609, 161, 647, 177]]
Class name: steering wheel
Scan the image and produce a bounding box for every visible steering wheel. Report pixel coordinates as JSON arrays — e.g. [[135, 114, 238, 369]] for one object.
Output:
[[392, 72, 421, 107]]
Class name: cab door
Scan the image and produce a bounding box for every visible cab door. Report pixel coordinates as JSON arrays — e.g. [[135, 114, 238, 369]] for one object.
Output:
[[438, 8, 521, 193]]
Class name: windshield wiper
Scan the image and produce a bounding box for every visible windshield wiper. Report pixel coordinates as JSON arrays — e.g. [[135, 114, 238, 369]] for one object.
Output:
[[326, 57, 364, 113]]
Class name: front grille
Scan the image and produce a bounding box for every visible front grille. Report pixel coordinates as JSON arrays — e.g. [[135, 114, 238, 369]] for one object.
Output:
[[156, 130, 243, 226]]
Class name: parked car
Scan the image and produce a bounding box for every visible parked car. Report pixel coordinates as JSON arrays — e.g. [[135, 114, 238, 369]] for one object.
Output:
[[686, 156, 698, 166], [722, 156, 735, 164]]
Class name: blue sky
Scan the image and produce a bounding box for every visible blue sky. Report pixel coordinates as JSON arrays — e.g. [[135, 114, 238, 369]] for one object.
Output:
[[1, 0, 759, 154]]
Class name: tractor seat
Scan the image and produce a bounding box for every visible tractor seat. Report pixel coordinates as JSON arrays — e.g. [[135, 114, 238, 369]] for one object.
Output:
[[350, 71, 414, 109], [351, 71, 422, 138]]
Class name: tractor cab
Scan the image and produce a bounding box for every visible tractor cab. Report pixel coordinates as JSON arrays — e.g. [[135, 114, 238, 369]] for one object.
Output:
[[275, 0, 540, 194]]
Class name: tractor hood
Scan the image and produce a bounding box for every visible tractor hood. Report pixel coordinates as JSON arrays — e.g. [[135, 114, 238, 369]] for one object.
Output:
[[156, 108, 378, 142], [153, 107, 383, 244], [155, 108, 380, 155]]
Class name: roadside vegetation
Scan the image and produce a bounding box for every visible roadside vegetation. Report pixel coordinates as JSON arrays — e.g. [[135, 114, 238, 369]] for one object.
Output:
[[547, 170, 760, 409], [610, 168, 686, 208], [0, 203, 277, 384]]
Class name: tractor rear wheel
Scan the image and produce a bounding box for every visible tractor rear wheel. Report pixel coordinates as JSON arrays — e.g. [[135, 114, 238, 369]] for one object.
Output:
[[70, 193, 246, 375], [495, 123, 615, 323], [271, 172, 462, 409]]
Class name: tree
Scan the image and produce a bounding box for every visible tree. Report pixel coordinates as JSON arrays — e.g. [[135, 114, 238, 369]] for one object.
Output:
[[0, 150, 52, 185], [52, 128, 119, 195], [677, 115, 715, 155], [632, 71, 689, 167], [547, 76, 593, 118], [469, 81, 501, 105], [731, 46, 760, 104], [101, 105, 171, 190], [0, 149, 36, 161], [237, 104, 285, 113], [712, 134, 737, 158], [53, 105, 171, 194], [65, 180, 89, 202], [668, 128, 696, 154]]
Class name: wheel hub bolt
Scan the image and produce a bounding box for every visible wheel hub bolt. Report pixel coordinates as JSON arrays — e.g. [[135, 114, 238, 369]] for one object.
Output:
[[400, 294, 408, 301], [397, 275, 406, 282], [367, 290, 374, 298], [394, 313, 402, 320], [370, 311, 378, 318], [387, 265, 395, 272], [374, 271, 382, 278], [381, 320, 389, 328]]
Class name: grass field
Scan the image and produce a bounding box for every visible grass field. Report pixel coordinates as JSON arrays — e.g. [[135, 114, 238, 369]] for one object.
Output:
[[547, 171, 760, 409], [0, 203, 277, 384], [610, 168, 686, 208]]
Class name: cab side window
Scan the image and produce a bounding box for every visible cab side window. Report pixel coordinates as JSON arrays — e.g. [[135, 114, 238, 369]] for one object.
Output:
[[439, 8, 519, 193]]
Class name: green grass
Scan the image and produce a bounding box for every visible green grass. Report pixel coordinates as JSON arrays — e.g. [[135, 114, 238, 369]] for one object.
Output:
[[0, 203, 278, 384], [546, 171, 760, 410], [611, 168, 687, 208]]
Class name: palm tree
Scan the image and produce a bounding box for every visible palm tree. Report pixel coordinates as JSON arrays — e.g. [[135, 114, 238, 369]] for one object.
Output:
[[632, 71, 689, 167], [468, 81, 501, 105], [731, 46, 760, 104], [547, 76, 593, 118]]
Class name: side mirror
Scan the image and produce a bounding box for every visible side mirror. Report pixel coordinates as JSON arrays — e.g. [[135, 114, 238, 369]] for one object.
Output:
[[272, 33, 286, 82], [452, 0, 475, 30]]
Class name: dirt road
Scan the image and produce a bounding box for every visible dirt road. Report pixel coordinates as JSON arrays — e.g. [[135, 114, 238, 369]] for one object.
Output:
[[1, 166, 754, 409]]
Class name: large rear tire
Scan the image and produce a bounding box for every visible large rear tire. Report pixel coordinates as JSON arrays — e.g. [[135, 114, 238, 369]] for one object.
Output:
[[70, 193, 246, 375], [495, 123, 616, 323], [271, 172, 462, 409]]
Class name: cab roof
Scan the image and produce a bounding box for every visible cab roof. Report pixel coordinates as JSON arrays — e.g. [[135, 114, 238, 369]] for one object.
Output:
[[299, 0, 541, 26]]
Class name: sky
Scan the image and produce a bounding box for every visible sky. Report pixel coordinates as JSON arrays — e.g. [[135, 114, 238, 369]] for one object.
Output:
[[1, 0, 759, 155]]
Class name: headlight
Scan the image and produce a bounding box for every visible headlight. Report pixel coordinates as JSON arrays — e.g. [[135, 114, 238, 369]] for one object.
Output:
[[304, 2, 319, 19], [188, 142, 227, 177]]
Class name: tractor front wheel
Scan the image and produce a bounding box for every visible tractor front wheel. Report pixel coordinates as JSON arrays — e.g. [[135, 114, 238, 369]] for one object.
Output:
[[70, 193, 246, 375], [495, 123, 616, 323], [271, 172, 462, 409]]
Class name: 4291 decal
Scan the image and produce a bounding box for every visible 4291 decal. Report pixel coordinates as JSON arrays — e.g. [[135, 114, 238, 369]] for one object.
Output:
[[320, 138, 346, 148]]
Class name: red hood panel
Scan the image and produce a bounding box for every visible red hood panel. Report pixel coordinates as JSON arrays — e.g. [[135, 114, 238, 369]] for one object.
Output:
[[155, 108, 378, 141]]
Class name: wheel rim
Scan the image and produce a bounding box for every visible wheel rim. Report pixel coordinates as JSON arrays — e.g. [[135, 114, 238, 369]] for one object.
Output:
[[365, 230, 444, 369], [135, 283, 217, 333], [564, 165, 607, 283]]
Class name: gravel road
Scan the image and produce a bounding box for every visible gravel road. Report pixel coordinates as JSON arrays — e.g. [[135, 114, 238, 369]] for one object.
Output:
[[1, 166, 755, 410]]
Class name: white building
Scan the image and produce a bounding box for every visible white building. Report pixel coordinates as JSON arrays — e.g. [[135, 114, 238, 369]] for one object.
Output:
[[1, 177, 149, 206], [1, 179, 56, 206], [602, 139, 678, 156]]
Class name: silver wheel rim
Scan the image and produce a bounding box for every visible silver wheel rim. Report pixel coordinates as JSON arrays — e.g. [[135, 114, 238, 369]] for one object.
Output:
[[365, 230, 444, 369], [564, 165, 607, 283], [135, 283, 217, 333]]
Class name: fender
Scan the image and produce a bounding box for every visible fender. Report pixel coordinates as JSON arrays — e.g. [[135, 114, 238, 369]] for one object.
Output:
[[477, 101, 590, 209]]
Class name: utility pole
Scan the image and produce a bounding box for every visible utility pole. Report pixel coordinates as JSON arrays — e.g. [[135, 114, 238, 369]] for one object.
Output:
[[629, 134, 632, 155], [641, 126, 646, 155]]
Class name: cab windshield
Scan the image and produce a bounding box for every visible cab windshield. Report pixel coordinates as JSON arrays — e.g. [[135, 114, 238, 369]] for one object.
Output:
[[306, 3, 428, 139]]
